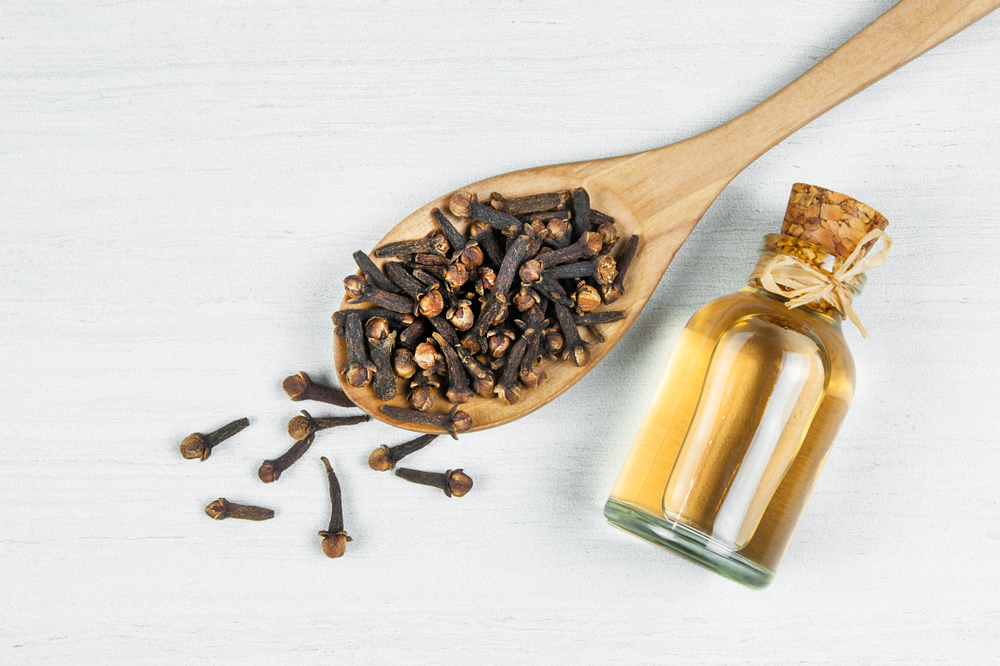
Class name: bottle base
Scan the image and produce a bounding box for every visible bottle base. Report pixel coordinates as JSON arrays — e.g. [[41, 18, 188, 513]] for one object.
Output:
[[603, 498, 775, 589]]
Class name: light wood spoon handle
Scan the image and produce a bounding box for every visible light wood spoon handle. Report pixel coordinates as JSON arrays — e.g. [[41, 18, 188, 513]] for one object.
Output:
[[596, 0, 1000, 220]]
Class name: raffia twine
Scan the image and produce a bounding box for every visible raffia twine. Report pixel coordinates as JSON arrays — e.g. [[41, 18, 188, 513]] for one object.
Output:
[[751, 229, 892, 338]]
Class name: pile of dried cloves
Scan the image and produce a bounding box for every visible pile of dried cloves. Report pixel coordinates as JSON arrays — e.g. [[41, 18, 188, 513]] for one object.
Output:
[[335, 187, 639, 429]]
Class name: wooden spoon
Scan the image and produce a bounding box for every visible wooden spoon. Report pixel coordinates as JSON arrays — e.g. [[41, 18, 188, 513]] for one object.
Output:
[[334, 0, 999, 434]]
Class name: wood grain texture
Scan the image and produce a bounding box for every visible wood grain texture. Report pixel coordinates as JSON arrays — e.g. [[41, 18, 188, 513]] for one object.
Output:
[[2, 1, 999, 664]]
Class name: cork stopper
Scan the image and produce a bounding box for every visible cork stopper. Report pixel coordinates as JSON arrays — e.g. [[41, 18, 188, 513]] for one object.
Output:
[[781, 183, 888, 259]]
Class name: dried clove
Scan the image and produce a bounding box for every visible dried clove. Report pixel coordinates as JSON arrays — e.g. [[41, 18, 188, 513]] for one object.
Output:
[[570, 187, 591, 242], [537, 230, 602, 268], [392, 347, 418, 378], [542, 326, 565, 356], [381, 405, 472, 440], [368, 433, 438, 472], [318, 456, 351, 559], [431, 208, 467, 254], [473, 266, 497, 297], [572, 282, 602, 313], [455, 345, 496, 398], [486, 327, 516, 358], [590, 209, 615, 227], [603, 234, 638, 304], [283, 371, 355, 408], [433, 332, 473, 404], [469, 221, 505, 266], [385, 261, 429, 301], [398, 317, 433, 349], [516, 307, 547, 388], [180, 417, 250, 461], [374, 234, 449, 259], [445, 300, 475, 332], [542, 254, 616, 286], [489, 190, 569, 216], [287, 410, 371, 440], [343, 274, 366, 299], [408, 372, 439, 412], [417, 288, 445, 318], [352, 250, 400, 293], [458, 243, 484, 269], [340, 312, 377, 388], [348, 280, 416, 314], [575, 310, 625, 326], [414, 340, 446, 375], [258, 432, 315, 483], [596, 221, 619, 248], [532, 274, 574, 308], [333, 308, 414, 331], [524, 207, 571, 224], [554, 302, 590, 367], [413, 252, 450, 266], [495, 334, 528, 405], [395, 467, 474, 498], [450, 191, 523, 237], [205, 498, 274, 521], [366, 317, 398, 401], [545, 217, 572, 248], [427, 314, 461, 346]]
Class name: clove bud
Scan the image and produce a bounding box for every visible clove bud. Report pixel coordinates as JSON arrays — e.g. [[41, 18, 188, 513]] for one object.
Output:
[[368, 434, 438, 472], [283, 371, 355, 408], [180, 417, 250, 461], [318, 456, 351, 559], [205, 498, 274, 521], [395, 467, 474, 498], [287, 410, 370, 440]]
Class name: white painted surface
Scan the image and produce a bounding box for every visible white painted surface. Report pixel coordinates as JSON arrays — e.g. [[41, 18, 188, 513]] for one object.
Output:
[[2, 2, 999, 663]]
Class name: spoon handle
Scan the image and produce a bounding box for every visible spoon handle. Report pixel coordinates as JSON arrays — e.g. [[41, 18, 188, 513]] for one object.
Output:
[[600, 0, 1000, 215], [712, 0, 1000, 176]]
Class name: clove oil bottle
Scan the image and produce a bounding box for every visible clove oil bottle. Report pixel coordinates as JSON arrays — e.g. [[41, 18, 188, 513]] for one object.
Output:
[[605, 183, 890, 588]]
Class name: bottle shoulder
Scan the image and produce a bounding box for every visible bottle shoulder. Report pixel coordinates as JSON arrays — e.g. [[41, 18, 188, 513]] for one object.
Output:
[[684, 287, 856, 386]]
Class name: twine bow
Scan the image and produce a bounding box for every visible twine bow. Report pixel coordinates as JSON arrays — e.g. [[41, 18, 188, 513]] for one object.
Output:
[[758, 229, 892, 338]]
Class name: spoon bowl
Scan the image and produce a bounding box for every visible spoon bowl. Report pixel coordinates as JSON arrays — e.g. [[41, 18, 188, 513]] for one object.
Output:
[[334, 0, 1000, 434]]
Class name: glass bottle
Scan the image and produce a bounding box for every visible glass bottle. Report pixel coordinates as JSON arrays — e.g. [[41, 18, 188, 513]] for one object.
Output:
[[604, 183, 890, 589]]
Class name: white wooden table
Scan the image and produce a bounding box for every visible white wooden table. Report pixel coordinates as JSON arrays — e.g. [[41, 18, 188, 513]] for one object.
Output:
[[3, 2, 999, 663]]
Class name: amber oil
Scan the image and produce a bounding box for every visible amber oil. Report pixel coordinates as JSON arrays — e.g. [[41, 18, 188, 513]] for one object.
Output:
[[605, 184, 888, 588]]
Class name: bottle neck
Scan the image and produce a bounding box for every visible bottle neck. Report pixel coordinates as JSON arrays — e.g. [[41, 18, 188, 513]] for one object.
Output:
[[747, 234, 866, 319]]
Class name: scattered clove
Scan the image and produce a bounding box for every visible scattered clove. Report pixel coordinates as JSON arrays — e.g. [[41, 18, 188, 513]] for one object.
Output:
[[318, 456, 351, 559], [180, 417, 250, 461], [283, 371, 356, 408], [258, 432, 315, 483], [368, 434, 438, 472], [205, 498, 274, 521], [287, 410, 370, 440], [395, 467, 474, 498]]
